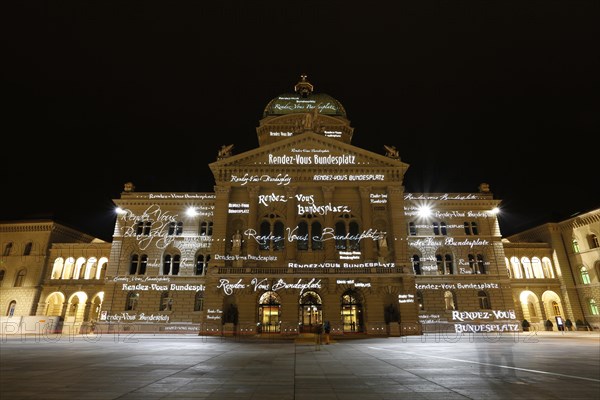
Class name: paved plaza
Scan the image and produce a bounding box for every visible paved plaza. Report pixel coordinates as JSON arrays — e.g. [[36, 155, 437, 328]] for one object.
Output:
[[1, 331, 599, 400]]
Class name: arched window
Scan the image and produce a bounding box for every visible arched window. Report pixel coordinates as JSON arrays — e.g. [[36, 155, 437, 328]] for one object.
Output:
[[195, 254, 210, 275], [412, 255, 421, 275], [200, 221, 214, 236], [542, 258, 555, 278], [433, 222, 440, 235], [510, 256, 523, 278], [159, 291, 172, 311], [136, 221, 152, 236], [476, 254, 485, 274], [333, 215, 360, 251], [522, 257, 533, 279], [335, 221, 346, 250], [468, 254, 476, 273], [589, 299, 599, 315], [580, 266, 591, 284], [3, 242, 13, 256], [23, 242, 33, 256], [572, 239, 580, 253], [129, 254, 148, 275], [478, 290, 491, 309], [436, 253, 453, 275], [168, 222, 183, 236], [163, 254, 172, 275], [194, 291, 204, 311], [14, 269, 26, 287], [589, 234, 599, 249], [531, 257, 544, 278], [444, 291, 456, 310], [296, 221, 308, 250], [7, 300, 17, 316], [273, 221, 285, 251], [163, 254, 181, 275], [464, 222, 478, 235], [258, 214, 285, 250], [125, 292, 139, 311], [311, 221, 323, 250], [505, 258, 512, 278]]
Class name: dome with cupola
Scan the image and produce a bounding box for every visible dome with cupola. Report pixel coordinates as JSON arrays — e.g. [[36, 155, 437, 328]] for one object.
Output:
[[262, 75, 347, 118], [256, 75, 354, 146]]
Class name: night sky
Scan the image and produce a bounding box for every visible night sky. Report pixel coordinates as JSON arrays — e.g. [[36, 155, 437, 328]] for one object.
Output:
[[3, 1, 598, 241]]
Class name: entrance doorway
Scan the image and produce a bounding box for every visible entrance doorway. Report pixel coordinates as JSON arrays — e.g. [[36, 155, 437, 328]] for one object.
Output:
[[299, 291, 322, 333], [258, 291, 281, 333], [341, 290, 363, 332]]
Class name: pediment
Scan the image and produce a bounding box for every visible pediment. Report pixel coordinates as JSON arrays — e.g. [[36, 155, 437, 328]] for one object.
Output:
[[209, 132, 408, 171]]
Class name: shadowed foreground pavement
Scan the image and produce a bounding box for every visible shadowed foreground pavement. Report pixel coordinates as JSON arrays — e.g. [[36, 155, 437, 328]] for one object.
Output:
[[1, 331, 599, 400]]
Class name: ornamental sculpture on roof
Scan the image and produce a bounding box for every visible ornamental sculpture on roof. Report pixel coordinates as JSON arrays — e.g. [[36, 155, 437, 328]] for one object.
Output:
[[218, 144, 234, 160], [384, 145, 399, 159]]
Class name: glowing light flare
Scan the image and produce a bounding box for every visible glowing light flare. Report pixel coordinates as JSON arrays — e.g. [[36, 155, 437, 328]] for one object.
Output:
[[418, 205, 432, 218], [186, 207, 199, 217]]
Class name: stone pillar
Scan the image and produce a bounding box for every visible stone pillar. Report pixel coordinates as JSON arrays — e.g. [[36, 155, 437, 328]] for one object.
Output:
[[359, 186, 375, 261], [211, 186, 231, 264], [285, 186, 298, 261], [246, 186, 260, 260], [322, 186, 336, 261], [387, 185, 408, 272]]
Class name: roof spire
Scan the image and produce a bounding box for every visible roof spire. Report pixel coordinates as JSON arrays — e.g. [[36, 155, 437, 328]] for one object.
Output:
[[294, 74, 314, 97]]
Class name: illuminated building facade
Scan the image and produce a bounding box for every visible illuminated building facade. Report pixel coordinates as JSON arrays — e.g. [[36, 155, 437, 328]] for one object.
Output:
[[1, 77, 598, 336], [503, 208, 600, 331]]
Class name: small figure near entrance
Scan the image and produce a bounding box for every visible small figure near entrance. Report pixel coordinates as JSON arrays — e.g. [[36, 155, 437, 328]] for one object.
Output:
[[323, 320, 331, 344]]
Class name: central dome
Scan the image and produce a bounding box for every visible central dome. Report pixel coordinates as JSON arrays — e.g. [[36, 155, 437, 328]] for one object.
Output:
[[262, 75, 347, 118]]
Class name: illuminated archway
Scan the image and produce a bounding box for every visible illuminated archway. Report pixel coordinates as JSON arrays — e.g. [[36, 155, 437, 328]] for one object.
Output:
[[519, 290, 542, 324], [541, 290, 564, 327], [341, 290, 363, 333], [298, 291, 322, 333], [258, 291, 281, 333], [67, 292, 89, 322], [44, 292, 66, 316]]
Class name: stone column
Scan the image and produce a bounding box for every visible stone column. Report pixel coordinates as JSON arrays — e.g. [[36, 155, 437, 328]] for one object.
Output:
[[387, 185, 408, 272], [322, 185, 336, 261], [211, 186, 231, 263], [359, 186, 375, 261], [285, 185, 298, 261], [246, 186, 260, 260]]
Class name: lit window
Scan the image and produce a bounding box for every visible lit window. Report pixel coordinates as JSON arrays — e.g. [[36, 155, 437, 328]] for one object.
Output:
[[580, 267, 591, 284], [572, 239, 580, 253], [590, 299, 599, 316], [444, 291, 456, 310]]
